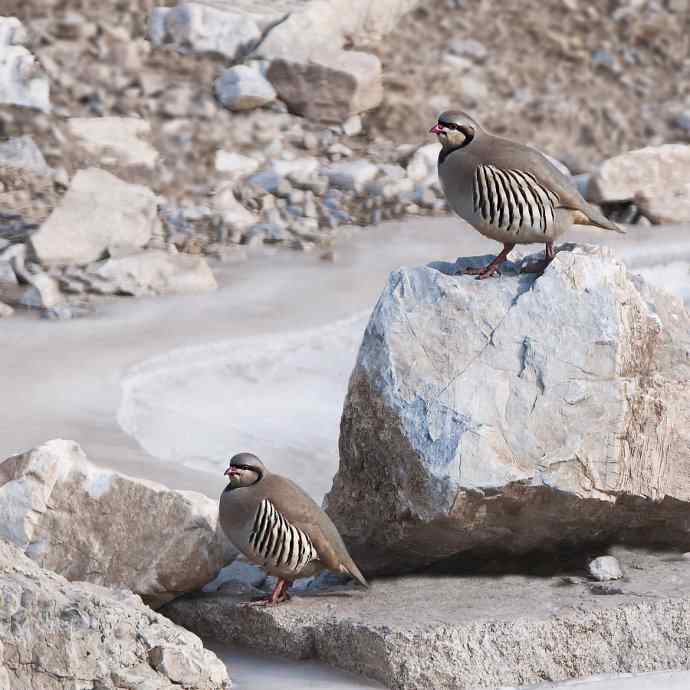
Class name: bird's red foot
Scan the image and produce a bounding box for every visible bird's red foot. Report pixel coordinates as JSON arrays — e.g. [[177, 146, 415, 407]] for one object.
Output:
[[463, 265, 503, 279], [240, 578, 292, 606]]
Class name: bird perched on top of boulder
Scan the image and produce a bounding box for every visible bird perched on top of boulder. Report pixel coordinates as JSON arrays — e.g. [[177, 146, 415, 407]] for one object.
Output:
[[219, 452, 368, 605], [430, 111, 623, 278]]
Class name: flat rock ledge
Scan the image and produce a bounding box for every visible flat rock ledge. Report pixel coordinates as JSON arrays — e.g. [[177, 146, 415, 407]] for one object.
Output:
[[163, 548, 690, 690]]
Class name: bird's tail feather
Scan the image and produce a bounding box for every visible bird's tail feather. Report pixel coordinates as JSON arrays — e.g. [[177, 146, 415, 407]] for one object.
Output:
[[578, 205, 625, 234], [341, 562, 368, 588]]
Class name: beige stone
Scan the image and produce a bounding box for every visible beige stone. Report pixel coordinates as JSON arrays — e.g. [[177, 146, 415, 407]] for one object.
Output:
[[31, 168, 160, 267], [587, 144, 690, 204], [267, 51, 383, 122], [0, 439, 234, 608], [67, 117, 159, 170], [93, 250, 218, 297]]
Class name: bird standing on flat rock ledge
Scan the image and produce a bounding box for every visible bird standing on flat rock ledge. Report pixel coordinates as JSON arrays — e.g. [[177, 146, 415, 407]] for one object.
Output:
[[219, 452, 368, 605], [430, 111, 624, 278]]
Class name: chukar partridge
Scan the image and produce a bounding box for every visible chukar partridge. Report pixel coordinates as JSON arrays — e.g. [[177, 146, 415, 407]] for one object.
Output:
[[430, 111, 623, 278], [219, 452, 368, 605]]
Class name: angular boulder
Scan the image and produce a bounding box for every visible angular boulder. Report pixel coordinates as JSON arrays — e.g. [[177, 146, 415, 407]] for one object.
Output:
[[214, 64, 276, 111], [149, 2, 269, 61], [0, 539, 229, 690], [0, 440, 234, 608], [0, 135, 51, 176], [0, 17, 50, 112], [587, 144, 690, 223], [92, 250, 218, 297], [30, 168, 161, 267], [325, 245, 690, 574], [149, 0, 419, 62], [67, 117, 160, 170], [267, 50, 383, 122]]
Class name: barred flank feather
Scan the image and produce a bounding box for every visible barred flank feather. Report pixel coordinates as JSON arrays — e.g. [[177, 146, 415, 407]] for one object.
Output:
[[473, 164, 559, 235], [249, 499, 318, 575]]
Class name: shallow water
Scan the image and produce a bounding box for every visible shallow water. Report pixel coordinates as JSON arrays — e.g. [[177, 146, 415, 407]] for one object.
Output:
[[2, 217, 690, 689]]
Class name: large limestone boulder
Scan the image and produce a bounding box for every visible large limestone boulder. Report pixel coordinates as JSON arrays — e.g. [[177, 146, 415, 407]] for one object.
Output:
[[0, 539, 229, 690], [267, 51, 383, 122], [30, 168, 161, 267], [0, 440, 234, 608], [325, 245, 690, 574], [0, 17, 50, 112], [67, 117, 160, 170], [587, 144, 690, 223]]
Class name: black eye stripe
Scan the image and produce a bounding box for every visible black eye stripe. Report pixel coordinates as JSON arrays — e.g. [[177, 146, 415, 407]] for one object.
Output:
[[231, 463, 257, 472]]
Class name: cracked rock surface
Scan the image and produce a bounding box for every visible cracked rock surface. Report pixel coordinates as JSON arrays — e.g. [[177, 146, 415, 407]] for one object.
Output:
[[325, 244, 690, 574], [0, 539, 229, 690]]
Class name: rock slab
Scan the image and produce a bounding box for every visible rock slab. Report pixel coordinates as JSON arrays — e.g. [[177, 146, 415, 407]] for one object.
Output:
[[325, 245, 690, 574], [0, 439, 233, 608], [31, 168, 161, 267], [0, 539, 229, 690], [67, 117, 160, 170], [163, 547, 690, 690], [588, 144, 690, 223], [93, 250, 218, 297]]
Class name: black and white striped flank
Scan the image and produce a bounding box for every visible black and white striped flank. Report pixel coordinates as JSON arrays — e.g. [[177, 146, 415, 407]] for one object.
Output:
[[472, 164, 559, 234], [248, 499, 318, 574]]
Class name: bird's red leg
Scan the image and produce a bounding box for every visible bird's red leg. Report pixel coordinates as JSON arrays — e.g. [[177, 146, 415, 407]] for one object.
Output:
[[241, 578, 293, 606], [462, 243, 515, 279], [269, 578, 292, 604], [521, 240, 555, 274]]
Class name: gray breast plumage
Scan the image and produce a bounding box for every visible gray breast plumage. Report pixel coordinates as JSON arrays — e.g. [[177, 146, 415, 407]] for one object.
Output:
[[246, 498, 318, 576]]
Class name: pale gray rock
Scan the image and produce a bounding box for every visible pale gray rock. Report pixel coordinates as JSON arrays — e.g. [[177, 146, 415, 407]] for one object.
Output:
[[447, 38, 488, 61], [31, 168, 161, 267], [0, 260, 16, 284], [588, 144, 690, 204], [271, 157, 320, 178], [67, 117, 159, 170], [214, 150, 260, 178], [18, 273, 63, 309], [635, 183, 690, 224], [0, 440, 233, 608], [0, 17, 50, 112], [321, 159, 379, 191], [0, 135, 50, 175], [589, 555, 624, 581], [0, 300, 13, 317], [164, 547, 690, 690], [325, 245, 690, 574], [214, 182, 260, 229], [406, 142, 441, 182], [149, 2, 265, 62], [342, 114, 363, 137], [92, 250, 218, 297], [214, 65, 276, 111], [0, 539, 230, 690], [267, 50, 383, 122], [150, 0, 418, 63]]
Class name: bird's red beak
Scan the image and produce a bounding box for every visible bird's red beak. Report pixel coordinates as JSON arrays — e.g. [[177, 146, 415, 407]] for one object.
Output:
[[430, 123, 444, 135], [224, 466, 239, 478]]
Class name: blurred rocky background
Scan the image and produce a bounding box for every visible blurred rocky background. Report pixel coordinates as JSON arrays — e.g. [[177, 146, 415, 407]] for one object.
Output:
[[0, 0, 689, 321]]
